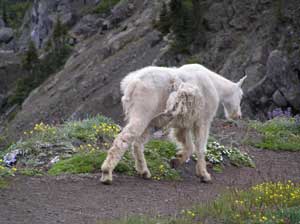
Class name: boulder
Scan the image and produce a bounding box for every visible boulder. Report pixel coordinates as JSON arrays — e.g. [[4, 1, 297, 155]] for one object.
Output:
[[0, 27, 13, 43], [272, 90, 288, 107], [71, 14, 104, 39], [203, 3, 227, 31], [266, 50, 300, 110]]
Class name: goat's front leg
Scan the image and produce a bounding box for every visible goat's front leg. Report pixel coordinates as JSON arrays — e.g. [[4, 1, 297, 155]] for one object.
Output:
[[171, 128, 194, 167], [194, 123, 212, 183]]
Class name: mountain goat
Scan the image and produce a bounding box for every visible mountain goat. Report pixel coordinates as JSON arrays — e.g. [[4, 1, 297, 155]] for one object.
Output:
[[101, 64, 246, 184]]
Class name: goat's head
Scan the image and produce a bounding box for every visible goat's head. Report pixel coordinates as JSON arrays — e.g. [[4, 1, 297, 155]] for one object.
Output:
[[223, 75, 247, 120]]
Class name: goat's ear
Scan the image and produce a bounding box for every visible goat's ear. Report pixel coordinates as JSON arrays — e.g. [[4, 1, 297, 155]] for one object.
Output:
[[237, 75, 247, 87]]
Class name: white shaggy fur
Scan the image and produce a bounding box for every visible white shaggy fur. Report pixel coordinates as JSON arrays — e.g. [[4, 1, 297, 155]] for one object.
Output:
[[101, 64, 246, 184]]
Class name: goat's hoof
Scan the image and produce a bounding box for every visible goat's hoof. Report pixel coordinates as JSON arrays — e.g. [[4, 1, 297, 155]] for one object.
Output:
[[170, 158, 181, 169], [200, 174, 212, 183], [101, 172, 112, 185]]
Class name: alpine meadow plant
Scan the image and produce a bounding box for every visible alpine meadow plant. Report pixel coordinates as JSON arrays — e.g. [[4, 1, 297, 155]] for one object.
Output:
[[190, 181, 300, 224], [193, 140, 255, 169], [250, 107, 300, 151]]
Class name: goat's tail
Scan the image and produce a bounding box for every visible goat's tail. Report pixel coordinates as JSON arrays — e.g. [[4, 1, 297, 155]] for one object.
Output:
[[121, 79, 141, 122]]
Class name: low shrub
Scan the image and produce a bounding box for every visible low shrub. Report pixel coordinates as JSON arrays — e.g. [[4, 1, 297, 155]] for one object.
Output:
[[250, 108, 300, 151]]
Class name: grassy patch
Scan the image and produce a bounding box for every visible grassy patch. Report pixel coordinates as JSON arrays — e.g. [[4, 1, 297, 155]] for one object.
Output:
[[48, 151, 107, 175], [249, 117, 300, 151], [18, 168, 43, 176], [0, 160, 15, 188], [93, 0, 121, 14], [191, 181, 300, 224], [0, 178, 9, 188], [48, 140, 180, 180], [144, 140, 180, 181], [5, 115, 120, 168], [205, 140, 255, 168], [48, 151, 134, 176]]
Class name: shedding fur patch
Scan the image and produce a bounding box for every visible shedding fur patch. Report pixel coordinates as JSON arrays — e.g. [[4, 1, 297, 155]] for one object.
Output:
[[150, 82, 204, 130], [166, 82, 203, 128]]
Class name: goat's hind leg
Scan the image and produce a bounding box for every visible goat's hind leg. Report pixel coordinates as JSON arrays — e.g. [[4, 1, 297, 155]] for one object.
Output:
[[100, 130, 131, 184], [132, 129, 151, 179], [101, 119, 149, 184]]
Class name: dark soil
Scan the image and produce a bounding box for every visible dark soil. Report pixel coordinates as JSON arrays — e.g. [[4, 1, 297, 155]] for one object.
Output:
[[1, 120, 300, 224]]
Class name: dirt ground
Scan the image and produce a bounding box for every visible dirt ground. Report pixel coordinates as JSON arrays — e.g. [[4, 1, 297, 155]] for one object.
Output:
[[1, 120, 300, 224]]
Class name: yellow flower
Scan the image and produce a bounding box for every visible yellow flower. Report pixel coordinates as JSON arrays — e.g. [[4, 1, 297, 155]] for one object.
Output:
[[12, 167, 17, 172]]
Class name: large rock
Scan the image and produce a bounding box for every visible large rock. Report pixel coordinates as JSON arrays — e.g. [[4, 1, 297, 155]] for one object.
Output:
[[71, 14, 104, 39], [266, 50, 300, 110], [203, 3, 227, 31], [0, 27, 13, 43], [18, 0, 98, 50]]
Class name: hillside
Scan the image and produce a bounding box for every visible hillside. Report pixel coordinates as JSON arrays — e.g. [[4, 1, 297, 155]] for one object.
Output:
[[0, 0, 300, 139]]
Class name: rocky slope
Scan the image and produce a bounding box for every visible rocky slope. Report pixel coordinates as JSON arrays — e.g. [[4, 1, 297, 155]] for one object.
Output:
[[2, 0, 300, 139]]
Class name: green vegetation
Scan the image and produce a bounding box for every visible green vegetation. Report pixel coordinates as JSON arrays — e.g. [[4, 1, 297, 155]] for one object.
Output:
[[156, 0, 206, 53], [249, 117, 300, 151], [48, 151, 107, 175], [193, 181, 300, 224], [205, 140, 255, 168], [48, 140, 180, 181], [0, 158, 16, 188], [101, 181, 300, 224], [5, 115, 120, 168], [93, 0, 121, 14], [3, 114, 253, 182], [0, 0, 32, 29], [8, 17, 72, 106], [0, 179, 9, 188], [17, 168, 43, 176]]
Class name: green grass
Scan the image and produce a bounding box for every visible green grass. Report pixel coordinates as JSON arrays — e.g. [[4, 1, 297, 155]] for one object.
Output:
[[48, 140, 180, 180], [0, 178, 9, 188], [271, 207, 300, 224], [192, 181, 300, 224], [249, 118, 300, 151], [48, 151, 107, 175], [18, 168, 44, 176], [144, 140, 180, 180], [93, 0, 121, 14]]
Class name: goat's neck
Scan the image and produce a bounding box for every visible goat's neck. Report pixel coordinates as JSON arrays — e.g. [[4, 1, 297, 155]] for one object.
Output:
[[208, 73, 236, 102]]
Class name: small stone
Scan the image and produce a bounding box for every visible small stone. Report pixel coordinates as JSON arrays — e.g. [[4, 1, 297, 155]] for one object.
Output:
[[0, 27, 13, 43]]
